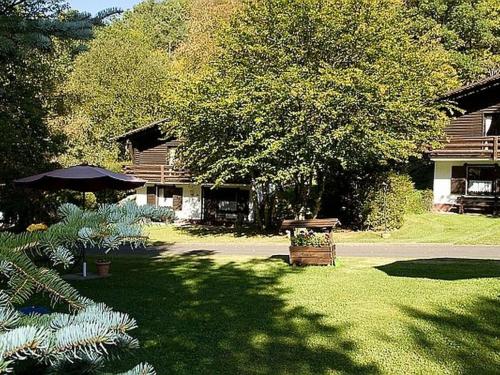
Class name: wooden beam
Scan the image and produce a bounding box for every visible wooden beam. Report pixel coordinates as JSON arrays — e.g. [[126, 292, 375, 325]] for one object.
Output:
[[494, 137, 498, 161]]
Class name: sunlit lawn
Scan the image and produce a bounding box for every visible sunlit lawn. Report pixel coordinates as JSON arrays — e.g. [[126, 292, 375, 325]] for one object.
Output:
[[147, 213, 500, 245], [146, 224, 288, 244], [74, 255, 500, 375], [336, 213, 500, 245]]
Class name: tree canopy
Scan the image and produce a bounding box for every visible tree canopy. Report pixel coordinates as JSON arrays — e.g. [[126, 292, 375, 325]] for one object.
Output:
[[406, 0, 500, 82], [60, 0, 189, 168], [168, 0, 458, 220], [0, 0, 118, 226]]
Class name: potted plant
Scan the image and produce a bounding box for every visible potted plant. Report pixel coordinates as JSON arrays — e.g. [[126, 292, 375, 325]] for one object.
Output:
[[95, 257, 111, 277]]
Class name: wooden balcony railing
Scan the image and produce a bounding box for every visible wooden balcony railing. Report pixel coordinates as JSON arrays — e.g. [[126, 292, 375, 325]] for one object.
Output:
[[430, 136, 499, 160], [123, 164, 192, 183]]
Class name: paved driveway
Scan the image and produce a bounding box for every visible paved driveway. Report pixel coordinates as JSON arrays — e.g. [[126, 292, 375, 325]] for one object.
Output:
[[102, 242, 500, 259]]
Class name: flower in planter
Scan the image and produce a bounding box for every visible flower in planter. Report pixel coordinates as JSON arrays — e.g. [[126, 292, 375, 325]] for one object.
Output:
[[26, 223, 48, 232], [291, 230, 330, 247]]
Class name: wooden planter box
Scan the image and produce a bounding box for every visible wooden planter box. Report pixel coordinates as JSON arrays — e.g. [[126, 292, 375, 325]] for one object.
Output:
[[281, 218, 339, 267], [289, 244, 336, 266]]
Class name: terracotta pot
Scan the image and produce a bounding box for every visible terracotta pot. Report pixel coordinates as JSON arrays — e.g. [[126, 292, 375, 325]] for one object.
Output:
[[95, 260, 111, 277]]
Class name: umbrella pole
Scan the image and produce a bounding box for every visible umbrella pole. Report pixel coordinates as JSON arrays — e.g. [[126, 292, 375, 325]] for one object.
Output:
[[82, 192, 87, 277], [82, 247, 87, 278]]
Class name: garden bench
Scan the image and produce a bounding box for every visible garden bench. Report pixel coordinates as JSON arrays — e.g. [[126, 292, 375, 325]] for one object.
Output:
[[457, 196, 500, 215]]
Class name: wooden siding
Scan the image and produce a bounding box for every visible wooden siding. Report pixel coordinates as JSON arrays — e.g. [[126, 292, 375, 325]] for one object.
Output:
[[445, 102, 500, 137], [133, 144, 167, 165], [123, 131, 191, 183], [432, 88, 500, 158]]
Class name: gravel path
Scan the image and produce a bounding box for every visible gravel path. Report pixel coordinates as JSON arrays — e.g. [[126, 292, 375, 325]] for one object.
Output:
[[94, 242, 500, 259]]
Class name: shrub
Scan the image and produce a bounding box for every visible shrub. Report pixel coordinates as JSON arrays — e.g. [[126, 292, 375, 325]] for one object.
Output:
[[364, 174, 431, 231]]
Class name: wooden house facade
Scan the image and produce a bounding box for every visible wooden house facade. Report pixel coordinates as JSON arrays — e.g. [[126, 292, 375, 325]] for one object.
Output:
[[429, 74, 500, 213], [115, 120, 252, 222]]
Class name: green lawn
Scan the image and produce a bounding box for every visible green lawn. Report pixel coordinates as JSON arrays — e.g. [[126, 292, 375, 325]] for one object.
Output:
[[146, 224, 288, 245], [335, 213, 500, 245], [148, 213, 500, 245], [73, 255, 500, 375]]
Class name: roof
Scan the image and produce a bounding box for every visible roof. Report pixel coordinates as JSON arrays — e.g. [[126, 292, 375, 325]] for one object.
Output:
[[281, 218, 340, 230], [113, 118, 168, 141], [441, 73, 500, 101]]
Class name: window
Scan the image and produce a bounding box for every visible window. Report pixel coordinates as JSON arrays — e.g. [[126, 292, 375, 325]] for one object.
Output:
[[467, 166, 495, 195], [484, 113, 500, 136]]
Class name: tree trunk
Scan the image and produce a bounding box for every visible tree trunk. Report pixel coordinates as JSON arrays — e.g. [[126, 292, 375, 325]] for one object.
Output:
[[312, 173, 326, 218], [251, 181, 263, 230]]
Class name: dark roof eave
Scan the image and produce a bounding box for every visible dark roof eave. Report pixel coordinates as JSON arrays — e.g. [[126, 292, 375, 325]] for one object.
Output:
[[112, 118, 168, 142], [439, 73, 500, 101]]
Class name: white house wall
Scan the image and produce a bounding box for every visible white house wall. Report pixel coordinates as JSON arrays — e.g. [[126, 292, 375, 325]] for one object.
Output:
[[135, 186, 148, 206], [178, 184, 202, 220], [134, 184, 202, 220], [433, 159, 497, 205]]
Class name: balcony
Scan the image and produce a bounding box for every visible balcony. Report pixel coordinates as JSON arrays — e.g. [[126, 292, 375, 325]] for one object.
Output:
[[429, 136, 500, 160], [123, 164, 193, 183]]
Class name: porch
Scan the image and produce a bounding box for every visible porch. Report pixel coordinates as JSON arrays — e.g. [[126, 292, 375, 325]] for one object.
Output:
[[433, 160, 500, 214], [124, 164, 192, 183], [429, 136, 500, 160], [136, 183, 251, 223]]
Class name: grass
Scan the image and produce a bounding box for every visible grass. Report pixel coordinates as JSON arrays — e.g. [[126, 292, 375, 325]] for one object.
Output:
[[146, 224, 288, 245], [147, 213, 500, 245], [72, 254, 500, 375], [335, 213, 500, 245]]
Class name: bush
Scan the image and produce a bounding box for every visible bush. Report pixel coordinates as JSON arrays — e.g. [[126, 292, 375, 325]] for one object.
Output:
[[364, 174, 431, 231]]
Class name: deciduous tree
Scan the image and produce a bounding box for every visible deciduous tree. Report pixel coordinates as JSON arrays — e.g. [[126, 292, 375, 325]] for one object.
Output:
[[169, 0, 458, 225]]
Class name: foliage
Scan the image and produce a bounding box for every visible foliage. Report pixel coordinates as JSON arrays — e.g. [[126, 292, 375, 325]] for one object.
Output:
[[172, 0, 240, 74], [0, 230, 155, 374], [0, 0, 118, 227], [60, 0, 189, 169], [290, 231, 330, 247], [406, 0, 500, 82], [364, 174, 432, 231], [168, 0, 458, 226], [44, 202, 174, 256], [0, 201, 169, 372]]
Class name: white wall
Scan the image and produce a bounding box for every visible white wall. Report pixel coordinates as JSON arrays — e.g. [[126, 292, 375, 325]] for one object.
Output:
[[179, 184, 202, 220], [433, 160, 497, 205], [135, 186, 148, 206], [141, 184, 202, 220]]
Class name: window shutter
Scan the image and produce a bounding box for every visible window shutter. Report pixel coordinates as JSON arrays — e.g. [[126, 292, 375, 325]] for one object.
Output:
[[451, 166, 466, 194], [146, 186, 156, 205], [172, 187, 183, 211]]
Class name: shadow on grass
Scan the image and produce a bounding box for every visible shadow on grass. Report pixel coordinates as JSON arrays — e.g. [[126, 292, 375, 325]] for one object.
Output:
[[73, 255, 378, 375], [173, 224, 280, 238], [400, 297, 500, 374], [375, 258, 500, 280]]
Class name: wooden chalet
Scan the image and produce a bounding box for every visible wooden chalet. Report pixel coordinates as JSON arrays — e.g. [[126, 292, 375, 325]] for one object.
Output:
[[115, 120, 251, 222], [429, 73, 500, 213]]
